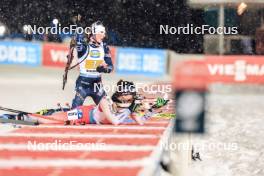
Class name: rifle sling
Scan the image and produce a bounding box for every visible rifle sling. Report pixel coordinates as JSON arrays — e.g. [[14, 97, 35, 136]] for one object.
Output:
[[69, 46, 90, 70]]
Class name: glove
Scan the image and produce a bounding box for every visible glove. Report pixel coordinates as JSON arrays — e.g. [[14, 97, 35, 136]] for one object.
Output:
[[70, 37, 76, 48], [96, 66, 110, 73], [152, 97, 169, 109]]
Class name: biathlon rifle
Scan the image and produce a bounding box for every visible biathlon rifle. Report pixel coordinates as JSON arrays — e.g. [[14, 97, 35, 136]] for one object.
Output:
[[62, 46, 75, 90], [62, 14, 82, 90]]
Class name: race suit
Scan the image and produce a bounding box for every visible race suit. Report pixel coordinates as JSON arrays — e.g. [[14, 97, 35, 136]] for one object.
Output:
[[71, 33, 113, 109], [67, 105, 134, 125]]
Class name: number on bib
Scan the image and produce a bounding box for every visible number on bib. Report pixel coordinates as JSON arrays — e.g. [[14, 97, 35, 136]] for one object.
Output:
[[85, 60, 103, 70]]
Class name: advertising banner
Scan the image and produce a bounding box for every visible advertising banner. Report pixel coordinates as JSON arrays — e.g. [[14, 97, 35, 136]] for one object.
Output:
[[173, 55, 264, 90], [206, 55, 264, 84], [0, 41, 41, 66], [109, 46, 116, 67], [43, 43, 117, 69], [116, 47, 167, 76], [42, 43, 68, 67]]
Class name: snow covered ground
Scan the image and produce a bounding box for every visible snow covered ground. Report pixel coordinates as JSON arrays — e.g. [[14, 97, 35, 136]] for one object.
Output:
[[185, 87, 264, 176]]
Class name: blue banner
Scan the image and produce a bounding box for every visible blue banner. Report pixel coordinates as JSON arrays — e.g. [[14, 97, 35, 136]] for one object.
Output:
[[0, 41, 41, 66], [116, 47, 167, 76]]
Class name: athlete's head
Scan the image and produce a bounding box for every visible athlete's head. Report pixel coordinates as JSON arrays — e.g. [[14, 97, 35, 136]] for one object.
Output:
[[91, 21, 106, 43], [112, 80, 137, 108]]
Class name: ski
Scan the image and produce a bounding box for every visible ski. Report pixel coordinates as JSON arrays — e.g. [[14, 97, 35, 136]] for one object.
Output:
[[0, 106, 64, 123], [0, 118, 38, 126], [0, 106, 31, 114]]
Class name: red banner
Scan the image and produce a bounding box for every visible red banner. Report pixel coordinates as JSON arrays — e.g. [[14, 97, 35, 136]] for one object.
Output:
[[42, 43, 68, 67], [109, 46, 116, 66], [205, 56, 264, 84], [42, 43, 117, 69], [173, 56, 264, 90]]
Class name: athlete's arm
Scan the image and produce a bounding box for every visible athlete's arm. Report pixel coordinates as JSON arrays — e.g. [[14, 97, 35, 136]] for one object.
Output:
[[75, 33, 88, 58], [130, 112, 144, 125], [99, 97, 120, 125], [96, 44, 113, 73], [99, 97, 143, 125]]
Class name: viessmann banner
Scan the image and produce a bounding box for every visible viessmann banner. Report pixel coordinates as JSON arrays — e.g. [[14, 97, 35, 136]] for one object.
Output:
[[206, 56, 264, 84], [42, 43, 117, 68], [42, 43, 69, 67], [116, 47, 167, 76], [0, 41, 41, 66], [175, 55, 264, 86]]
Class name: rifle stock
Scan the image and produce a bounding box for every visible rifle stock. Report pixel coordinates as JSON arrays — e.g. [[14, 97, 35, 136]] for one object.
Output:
[[62, 47, 74, 90]]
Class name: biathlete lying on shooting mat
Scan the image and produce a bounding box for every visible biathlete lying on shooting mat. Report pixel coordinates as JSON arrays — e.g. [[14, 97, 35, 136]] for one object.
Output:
[[0, 80, 170, 126]]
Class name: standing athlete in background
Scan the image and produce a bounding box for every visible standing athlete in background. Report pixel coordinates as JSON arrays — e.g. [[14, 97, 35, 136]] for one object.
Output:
[[71, 21, 113, 109]]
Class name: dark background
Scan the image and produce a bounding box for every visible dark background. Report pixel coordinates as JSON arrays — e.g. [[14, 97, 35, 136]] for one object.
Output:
[[0, 0, 262, 53], [0, 0, 204, 53]]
